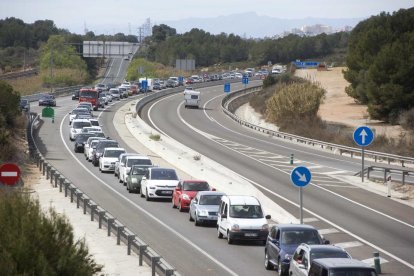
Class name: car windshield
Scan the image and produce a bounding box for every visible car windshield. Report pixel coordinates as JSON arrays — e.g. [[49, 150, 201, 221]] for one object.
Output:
[[98, 142, 118, 150], [229, 205, 264, 219], [329, 268, 376, 276], [281, 230, 321, 245], [127, 158, 152, 167], [183, 182, 209, 191], [80, 91, 98, 98], [89, 120, 99, 126], [310, 251, 349, 263], [104, 150, 125, 157], [131, 167, 150, 175], [199, 195, 223, 205], [151, 169, 178, 180], [73, 122, 91, 128], [72, 108, 88, 114]]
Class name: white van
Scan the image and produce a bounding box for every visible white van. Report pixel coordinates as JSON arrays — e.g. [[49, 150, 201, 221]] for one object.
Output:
[[217, 195, 270, 244], [184, 89, 201, 109]]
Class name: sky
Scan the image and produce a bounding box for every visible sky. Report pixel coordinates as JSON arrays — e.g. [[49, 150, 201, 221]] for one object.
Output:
[[1, 0, 413, 35]]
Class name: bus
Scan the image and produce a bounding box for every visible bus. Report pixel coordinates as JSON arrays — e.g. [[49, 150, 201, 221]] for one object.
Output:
[[79, 88, 99, 111]]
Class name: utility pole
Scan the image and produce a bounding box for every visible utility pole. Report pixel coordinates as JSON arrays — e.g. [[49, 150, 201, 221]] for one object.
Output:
[[50, 48, 53, 93]]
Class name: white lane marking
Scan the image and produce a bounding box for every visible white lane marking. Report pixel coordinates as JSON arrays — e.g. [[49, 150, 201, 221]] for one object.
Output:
[[165, 97, 414, 270], [308, 165, 323, 169], [362, 257, 389, 265], [316, 184, 358, 188], [303, 217, 319, 223], [320, 170, 348, 175], [319, 228, 340, 235], [102, 58, 115, 83], [1, 172, 18, 177], [335, 241, 363, 249], [57, 114, 238, 276]]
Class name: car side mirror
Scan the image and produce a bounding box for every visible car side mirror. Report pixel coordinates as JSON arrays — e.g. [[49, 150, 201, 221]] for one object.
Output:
[[265, 215, 271, 219], [211, 188, 216, 191], [324, 239, 330, 244], [175, 187, 181, 191]]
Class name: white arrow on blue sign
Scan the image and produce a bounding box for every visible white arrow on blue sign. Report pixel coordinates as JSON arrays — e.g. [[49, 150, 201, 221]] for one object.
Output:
[[353, 126, 374, 147], [291, 166, 312, 187]]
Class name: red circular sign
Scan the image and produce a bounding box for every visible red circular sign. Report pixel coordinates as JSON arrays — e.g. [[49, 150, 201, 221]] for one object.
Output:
[[0, 163, 21, 186]]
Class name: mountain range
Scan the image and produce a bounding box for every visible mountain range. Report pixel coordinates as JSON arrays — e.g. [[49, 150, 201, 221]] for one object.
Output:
[[159, 12, 364, 38]]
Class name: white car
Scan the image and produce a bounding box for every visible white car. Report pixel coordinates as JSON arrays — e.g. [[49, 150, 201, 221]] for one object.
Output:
[[115, 153, 137, 178], [69, 119, 91, 141], [109, 88, 121, 100], [84, 137, 106, 160], [99, 147, 126, 172], [140, 167, 179, 201], [119, 155, 153, 184], [69, 108, 89, 124], [99, 92, 108, 105]]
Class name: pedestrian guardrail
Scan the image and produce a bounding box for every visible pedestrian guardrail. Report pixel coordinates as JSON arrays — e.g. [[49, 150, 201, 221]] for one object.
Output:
[[358, 166, 414, 186], [221, 86, 414, 168], [26, 112, 178, 276]]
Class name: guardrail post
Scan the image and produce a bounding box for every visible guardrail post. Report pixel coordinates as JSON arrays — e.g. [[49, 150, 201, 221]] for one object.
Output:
[[83, 198, 89, 214], [42, 162, 46, 175], [117, 226, 125, 245], [64, 181, 70, 197], [107, 218, 115, 236], [76, 192, 83, 208], [402, 171, 407, 185], [373, 252, 381, 274], [50, 169, 56, 184], [139, 245, 148, 266], [127, 234, 135, 255], [46, 165, 51, 180], [59, 176, 65, 192], [151, 256, 160, 276], [54, 173, 60, 187], [90, 205, 97, 221], [70, 187, 75, 203], [98, 211, 106, 229], [367, 167, 371, 180]]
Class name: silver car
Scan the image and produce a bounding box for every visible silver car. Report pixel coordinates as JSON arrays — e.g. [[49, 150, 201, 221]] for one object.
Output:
[[189, 191, 226, 226]]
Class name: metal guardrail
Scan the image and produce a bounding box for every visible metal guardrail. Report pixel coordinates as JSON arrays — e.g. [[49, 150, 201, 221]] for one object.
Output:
[[26, 112, 178, 276], [21, 85, 85, 103], [221, 86, 414, 167], [359, 166, 414, 186], [0, 68, 39, 80]]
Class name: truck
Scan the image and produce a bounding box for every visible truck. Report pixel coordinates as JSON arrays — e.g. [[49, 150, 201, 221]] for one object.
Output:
[[184, 88, 201, 109], [79, 88, 99, 111], [139, 77, 153, 92]]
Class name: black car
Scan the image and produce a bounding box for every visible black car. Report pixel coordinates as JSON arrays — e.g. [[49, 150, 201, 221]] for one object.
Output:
[[91, 139, 119, 166], [264, 224, 328, 276], [19, 99, 30, 112], [72, 90, 80, 100], [38, 95, 56, 106], [74, 133, 105, 153]]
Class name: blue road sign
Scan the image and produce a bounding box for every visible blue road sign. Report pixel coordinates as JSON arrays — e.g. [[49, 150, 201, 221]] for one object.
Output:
[[224, 82, 231, 93], [291, 166, 312, 187], [353, 126, 374, 147], [141, 80, 148, 91], [242, 76, 249, 85]]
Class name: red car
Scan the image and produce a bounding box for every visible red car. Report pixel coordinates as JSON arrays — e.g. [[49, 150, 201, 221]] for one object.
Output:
[[172, 180, 212, 211]]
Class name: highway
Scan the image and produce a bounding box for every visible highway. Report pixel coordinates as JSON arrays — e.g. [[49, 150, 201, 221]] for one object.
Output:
[[32, 57, 414, 275]]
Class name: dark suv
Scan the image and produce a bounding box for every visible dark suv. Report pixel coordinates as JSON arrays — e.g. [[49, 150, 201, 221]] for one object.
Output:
[[264, 224, 329, 276], [91, 140, 119, 166]]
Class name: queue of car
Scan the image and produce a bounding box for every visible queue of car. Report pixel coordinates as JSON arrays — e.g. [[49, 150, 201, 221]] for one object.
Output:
[[65, 78, 376, 276]]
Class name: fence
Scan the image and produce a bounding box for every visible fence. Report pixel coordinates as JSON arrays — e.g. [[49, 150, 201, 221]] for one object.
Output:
[[221, 85, 414, 168], [27, 112, 178, 276]]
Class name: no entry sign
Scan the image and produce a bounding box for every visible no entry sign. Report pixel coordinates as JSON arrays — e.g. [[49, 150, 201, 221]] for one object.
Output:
[[0, 163, 21, 186]]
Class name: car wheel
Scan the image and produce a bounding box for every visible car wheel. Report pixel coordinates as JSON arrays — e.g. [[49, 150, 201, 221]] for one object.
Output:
[[137, 185, 140, 194], [194, 216, 200, 226], [178, 201, 184, 212], [145, 189, 151, 201], [227, 232, 233, 244], [276, 258, 286, 276], [264, 250, 275, 270], [140, 187, 144, 198], [172, 198, 176, 208], [189, 213, 194, 221], [217, 228, 223, 239]]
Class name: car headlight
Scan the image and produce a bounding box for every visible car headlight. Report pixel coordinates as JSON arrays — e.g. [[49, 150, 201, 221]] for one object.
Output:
[[182, 194, 190, 200], [231, 224, 240, 231], [197, 210, 208, 217]]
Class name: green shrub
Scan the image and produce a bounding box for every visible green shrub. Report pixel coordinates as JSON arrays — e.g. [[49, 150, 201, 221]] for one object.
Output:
[[0, 192, 102, 275]]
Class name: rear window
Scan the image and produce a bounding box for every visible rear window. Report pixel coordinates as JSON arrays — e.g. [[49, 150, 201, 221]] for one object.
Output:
[[73, 121, 91, 128], [190, 95, 199, 99], [183, 181, 209, 191], [310, 251, 349, 263], [127, 158, 152, 167], [151, 169, 178, 180]]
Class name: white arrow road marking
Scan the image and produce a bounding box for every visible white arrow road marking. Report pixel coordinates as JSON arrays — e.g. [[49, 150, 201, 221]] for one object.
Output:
[[360, 129, 368, 144], [295, 170, 307, 182], [1, 172, 18, 177]]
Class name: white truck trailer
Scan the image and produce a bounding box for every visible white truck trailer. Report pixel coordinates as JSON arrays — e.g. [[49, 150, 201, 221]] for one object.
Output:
[[183, 89, 201, 109]]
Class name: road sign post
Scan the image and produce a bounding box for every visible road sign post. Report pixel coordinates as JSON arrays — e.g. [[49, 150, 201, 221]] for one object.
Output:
[[0, 163, 21, 186], [353, 126, 374, 182], [290, 166, 311, 224]]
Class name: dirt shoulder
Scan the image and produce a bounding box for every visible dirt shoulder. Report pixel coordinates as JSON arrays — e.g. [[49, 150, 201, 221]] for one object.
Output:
[[294, 67, 404, 139]]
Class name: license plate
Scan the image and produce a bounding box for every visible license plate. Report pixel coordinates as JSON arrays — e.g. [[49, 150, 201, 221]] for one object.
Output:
[[245, 233, 258, 237], [161, 190, 172, 195]]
